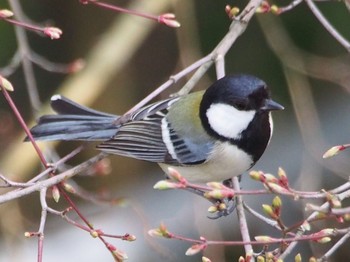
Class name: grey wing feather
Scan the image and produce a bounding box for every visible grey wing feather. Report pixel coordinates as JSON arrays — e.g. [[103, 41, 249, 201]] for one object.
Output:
[[97, 119, 178, 164], [165, 122, 214, 165], [97, 98, 177, 163], [130, 97, 178, 121], [97, 119, 213, 165], [97, 96, 213, 165]]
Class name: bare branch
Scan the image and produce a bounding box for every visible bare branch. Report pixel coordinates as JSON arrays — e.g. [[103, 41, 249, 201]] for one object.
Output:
[[233, 177, 253, 256], [0, 153, 107, 204], [9, 0, 42, 115], [321, 230, 350, 261], [305, 0, 350, 52]]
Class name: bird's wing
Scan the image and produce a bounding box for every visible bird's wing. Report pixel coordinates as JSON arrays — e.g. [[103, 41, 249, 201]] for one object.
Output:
[[97, 97, 212, 165]]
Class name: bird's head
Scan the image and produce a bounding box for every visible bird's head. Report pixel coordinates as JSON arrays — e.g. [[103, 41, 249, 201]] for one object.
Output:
[[200, 74, 284, 140]]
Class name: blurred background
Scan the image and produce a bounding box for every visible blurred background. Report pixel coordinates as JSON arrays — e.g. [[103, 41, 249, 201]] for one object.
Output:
[[0, 0, 350, 261]]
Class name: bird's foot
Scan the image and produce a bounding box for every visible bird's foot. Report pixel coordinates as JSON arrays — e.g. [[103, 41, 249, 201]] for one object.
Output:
[[183, 186, 236, 219]]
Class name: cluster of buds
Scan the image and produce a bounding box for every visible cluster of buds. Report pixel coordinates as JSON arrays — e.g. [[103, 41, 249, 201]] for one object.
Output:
[[225, 5, 240, 19], [238, 251, 253, 262], [324, 190, 342, 209], [204, 182, 235, 214], [310, 228, 335, 244], [43, 27, 63, 40], [207, 201, 228, 214], [249, 253, 316, 262], [0, 8, 63, 40], [204, 182, 234, 200], [250, 168, 291, 195], [255, 1, 281, 15], [153, 167, 188, 190], [262, 196, 283, 220]]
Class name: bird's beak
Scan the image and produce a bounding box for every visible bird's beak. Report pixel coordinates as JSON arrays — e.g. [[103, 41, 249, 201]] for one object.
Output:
[[262, 99, 284, 111]]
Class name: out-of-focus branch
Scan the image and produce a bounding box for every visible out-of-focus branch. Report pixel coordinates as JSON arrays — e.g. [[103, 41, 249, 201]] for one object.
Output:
[[305, 0, 350, 52], [9, 0, 42, 115], [127, 1, 263, 113], [0, 153, 106, 204], [0, 50, 21, 76], [258, 14, 350, 178], [0, 0, 178, 179], [233, 177, 253, 256], [321, 230, 350, 260], [178, 1, 263, 95]]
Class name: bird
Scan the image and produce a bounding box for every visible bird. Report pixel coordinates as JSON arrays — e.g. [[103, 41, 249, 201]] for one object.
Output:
[[28, 74, 283, 183]]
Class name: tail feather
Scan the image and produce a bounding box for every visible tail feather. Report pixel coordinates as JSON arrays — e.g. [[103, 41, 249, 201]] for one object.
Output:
[[27, 95, 119, 141], [51, 95, 116, 117]]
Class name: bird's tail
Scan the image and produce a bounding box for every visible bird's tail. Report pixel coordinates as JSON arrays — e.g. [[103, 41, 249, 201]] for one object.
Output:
[[27, 95, 119, 141]]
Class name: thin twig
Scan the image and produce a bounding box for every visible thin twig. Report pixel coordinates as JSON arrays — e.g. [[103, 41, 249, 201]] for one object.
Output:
[[176, 58, 213, 96], [28, 145, 85, 184], [305, 0, 350, 52], [243, 202, 280, 229], [0, 50, 21, 76], [125, 54, 212, 114], [9, 0, 42, 115], [321, 230, 350, 261], [1, 86, 48, 168], [233, 177, 254, 258], [178, 1, 261, 94], [0, 153, 107, 204], [37, 188, 48, 262], [278, 228, 305, 260], [62, 180, 125, 205], [278, 0, 303, 13], [0, 174, 35, 188], [215, 54, 225, 79], [129, 0, 263, 107], [30, 52, 83, 74]]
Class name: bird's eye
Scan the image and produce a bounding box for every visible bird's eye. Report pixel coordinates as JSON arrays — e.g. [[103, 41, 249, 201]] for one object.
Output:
[[235, 102, 246, 110]]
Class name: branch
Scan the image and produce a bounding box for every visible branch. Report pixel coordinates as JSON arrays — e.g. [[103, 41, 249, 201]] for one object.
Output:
[[128, 0, 264, 110], [233, 177, 254, 257], [305, 0, 350, 52], [0, 153, 107, 204], [321, 230, 350, 261], [8, 0, 43, 115]]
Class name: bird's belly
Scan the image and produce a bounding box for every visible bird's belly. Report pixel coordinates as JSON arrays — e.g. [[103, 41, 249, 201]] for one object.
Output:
[[159, 142, 253, 183]]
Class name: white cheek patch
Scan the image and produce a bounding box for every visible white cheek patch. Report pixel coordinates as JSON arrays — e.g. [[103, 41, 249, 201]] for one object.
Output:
[[206, 103, 255, 139]]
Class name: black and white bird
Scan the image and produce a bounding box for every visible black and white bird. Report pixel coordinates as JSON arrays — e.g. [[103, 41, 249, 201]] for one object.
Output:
[[28, 74, 283, 182]]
